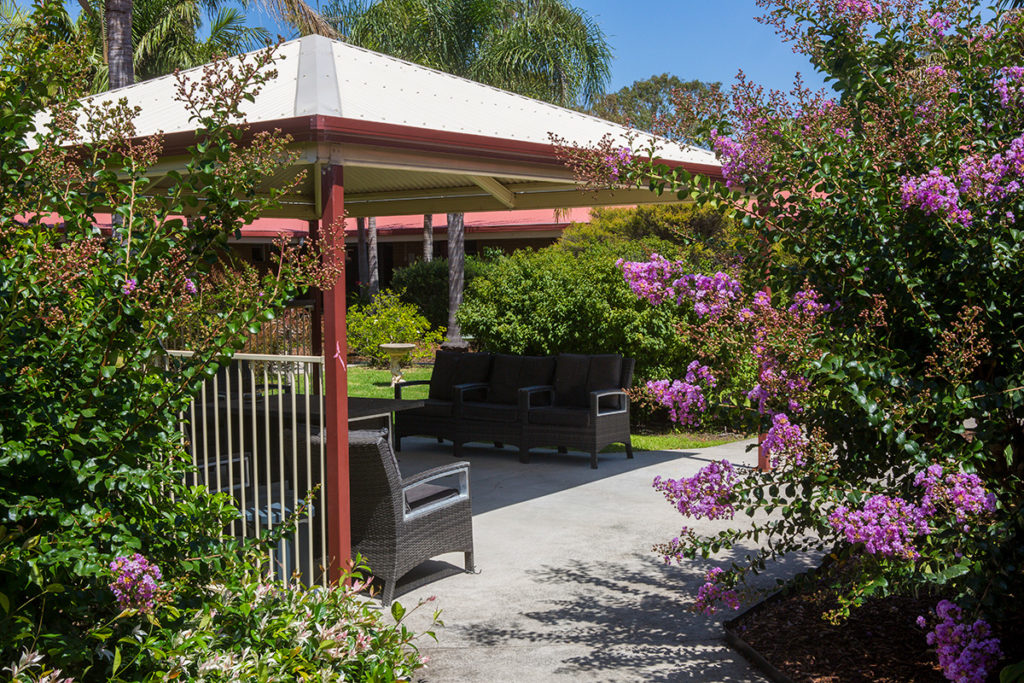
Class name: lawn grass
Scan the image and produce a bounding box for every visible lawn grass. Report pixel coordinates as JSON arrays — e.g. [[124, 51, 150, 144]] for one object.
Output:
[[349, 363, 747, 451], [348, 364, 432, 399]]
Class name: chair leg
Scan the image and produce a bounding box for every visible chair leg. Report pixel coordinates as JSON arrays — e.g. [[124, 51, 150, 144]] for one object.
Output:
[[464, 550, 475, 573], [590, 450, 599, 469], [394, 435, 402, 452], [625, 440, 634, 459]]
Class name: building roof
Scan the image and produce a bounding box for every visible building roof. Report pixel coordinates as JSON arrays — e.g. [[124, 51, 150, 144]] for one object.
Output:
[[38, 35, 720, 220]]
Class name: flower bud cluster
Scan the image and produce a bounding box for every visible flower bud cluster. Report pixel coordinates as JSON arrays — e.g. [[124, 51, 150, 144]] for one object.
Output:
[[109, 553, 162, 612]]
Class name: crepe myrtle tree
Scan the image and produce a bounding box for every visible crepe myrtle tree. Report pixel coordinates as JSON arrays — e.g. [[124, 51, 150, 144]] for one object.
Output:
[[0, 6, 442, 679], [557, 1, 1023, 680]]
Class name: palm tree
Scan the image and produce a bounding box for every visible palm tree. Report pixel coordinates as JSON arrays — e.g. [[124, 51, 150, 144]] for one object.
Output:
[[93, 0, 335, 93], [324, 0, 611, 345], [74, 0, 272, 91]]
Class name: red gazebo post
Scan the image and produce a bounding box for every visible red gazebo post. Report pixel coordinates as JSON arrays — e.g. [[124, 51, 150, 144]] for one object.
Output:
[[320, 164, 351, 582]]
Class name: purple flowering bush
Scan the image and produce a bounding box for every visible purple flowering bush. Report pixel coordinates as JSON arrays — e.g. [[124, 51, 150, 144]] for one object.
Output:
[[0, 6, 431, 681], [559, 0, 1024, 677]]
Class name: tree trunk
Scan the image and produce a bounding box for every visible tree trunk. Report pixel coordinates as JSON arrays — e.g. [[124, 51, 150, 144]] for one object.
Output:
[[444, 212, 466, 348], [356, 217, 368, 294], [105, 0, 134, 89], [422, 214, 433, 262], [366, 216, 379, 296]]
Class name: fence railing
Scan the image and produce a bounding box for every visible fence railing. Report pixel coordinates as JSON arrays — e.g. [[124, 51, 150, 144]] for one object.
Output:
[[167, 350, 327, 587]]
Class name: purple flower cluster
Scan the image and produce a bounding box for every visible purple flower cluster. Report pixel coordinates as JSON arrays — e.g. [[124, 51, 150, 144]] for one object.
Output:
[[926, 12, 953, 37], [828, 495, 931, 559], [762, 413, 808, 466], [184, 278, 198, 295], [676, 272, 743, 318], [711, 129, 771, 190], [915, 464, 996, 525], [994, 66, 1024, 108], [653, 459, 736, 521], [617, 257, 743, 318], [900, 168, 972, 226], [617, 254, 683, 306], [957, 136, 1024, 207], [788, 286, 835, 318], [109, 553, 162, 612], [693, 567, 741, 616], [920, 600, 1002, 683], [902, 133, 1024, 226], [603, 146, 633, 181], [121, 278, 137, 296], [646, 362, 717, 426]]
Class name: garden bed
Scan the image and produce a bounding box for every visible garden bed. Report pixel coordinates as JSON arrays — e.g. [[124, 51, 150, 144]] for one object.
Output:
[[728, 578, 1024, 683]]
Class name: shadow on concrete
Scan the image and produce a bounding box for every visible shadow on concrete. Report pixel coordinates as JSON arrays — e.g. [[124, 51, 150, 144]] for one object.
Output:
[[455, 552, 761, 682], [395, 436, 756, 516]]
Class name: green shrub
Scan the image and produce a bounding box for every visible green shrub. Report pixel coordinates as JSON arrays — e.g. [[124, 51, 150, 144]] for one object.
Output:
[[347, 289, 445, 365], [391, 256, 487, 329], [458, 245, 690, 380], [0, 9, 433, 679]]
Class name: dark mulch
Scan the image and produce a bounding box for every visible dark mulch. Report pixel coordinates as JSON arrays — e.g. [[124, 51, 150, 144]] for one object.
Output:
[[733, 580, 1024, 683], [733, 588, 947, 683]]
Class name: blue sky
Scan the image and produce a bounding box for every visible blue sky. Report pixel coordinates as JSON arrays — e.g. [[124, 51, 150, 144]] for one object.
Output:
[[569, 0, 827, 95], [56, 0, 829, 97]]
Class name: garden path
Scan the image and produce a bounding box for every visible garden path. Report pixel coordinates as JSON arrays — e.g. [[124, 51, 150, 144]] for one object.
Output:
[[389, 437, 816, 682]]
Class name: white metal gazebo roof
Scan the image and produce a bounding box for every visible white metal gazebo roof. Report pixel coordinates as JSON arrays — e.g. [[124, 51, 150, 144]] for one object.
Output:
[[61, 34, 721, 218]]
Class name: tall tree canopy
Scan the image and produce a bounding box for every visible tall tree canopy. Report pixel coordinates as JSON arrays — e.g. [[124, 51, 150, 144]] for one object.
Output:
[[324, 0, 611, 108], [588, 72, 721, 138]]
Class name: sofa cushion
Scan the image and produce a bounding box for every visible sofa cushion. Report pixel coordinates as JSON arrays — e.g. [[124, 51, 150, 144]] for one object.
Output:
[[460, 401, 519, 423], [553, 353, 590, 407], [456, 352, 493, 385], [487, 354, 523, 404], [408, 398, 453, 418], [586, 354, 623, 395], [428, 351, 462, 400], [405, 482, 459, 511], [521, 355, 557, 388], [528, 406, 591, 427]]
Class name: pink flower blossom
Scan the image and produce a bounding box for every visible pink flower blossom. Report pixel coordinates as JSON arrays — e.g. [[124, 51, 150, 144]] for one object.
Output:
[[653, 460, 737, 521]]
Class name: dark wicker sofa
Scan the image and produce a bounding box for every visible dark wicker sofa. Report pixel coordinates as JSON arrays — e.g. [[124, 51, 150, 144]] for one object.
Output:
[[395, 351, 634, 469]]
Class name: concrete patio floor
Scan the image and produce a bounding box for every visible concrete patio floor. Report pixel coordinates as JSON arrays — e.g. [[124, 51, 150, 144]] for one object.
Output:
[[384, 436, 817, 682]]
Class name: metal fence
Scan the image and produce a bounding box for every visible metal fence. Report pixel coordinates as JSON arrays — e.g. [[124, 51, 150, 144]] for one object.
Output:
[[168, 350, 328, 587]]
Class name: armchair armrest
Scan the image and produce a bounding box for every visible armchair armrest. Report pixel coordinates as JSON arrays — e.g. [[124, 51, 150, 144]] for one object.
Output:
[[453, 382, 488, 408], [395, 379, 429, 399], [589, 389, 628, 417], [517, 384, 554, 413], [401, 462, 470, 521]]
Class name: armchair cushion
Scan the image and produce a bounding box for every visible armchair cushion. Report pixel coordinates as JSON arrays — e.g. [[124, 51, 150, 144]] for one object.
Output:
[[428, 351, 461, 400], [413, 398, 454, 417], [488, 354, 523, 404], [457, 352, 493, 385], [528, 406, 591, 427], [460, 401, 518, 423], [586, 355, 623, 395], [553, 353, 591, 407], [405, 482, 459, 511]]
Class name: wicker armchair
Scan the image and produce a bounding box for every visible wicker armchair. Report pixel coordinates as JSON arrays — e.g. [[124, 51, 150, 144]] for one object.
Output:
[[348, 430, 475, 605]]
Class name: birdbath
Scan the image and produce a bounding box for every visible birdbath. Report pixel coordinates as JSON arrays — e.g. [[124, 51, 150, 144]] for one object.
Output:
[[379, 343, 417, 386]]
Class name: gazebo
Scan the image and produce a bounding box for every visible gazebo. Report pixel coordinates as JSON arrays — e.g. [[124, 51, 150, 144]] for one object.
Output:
[[89, 33, 722, 584]]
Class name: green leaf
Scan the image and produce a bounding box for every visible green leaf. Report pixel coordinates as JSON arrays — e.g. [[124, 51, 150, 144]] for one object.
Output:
[[112, 647, 122, 676], [391, 601, 406, 622]]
